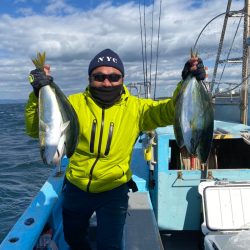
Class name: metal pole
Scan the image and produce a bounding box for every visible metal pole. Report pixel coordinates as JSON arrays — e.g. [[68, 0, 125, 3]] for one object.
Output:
[[240, 0, 250, 124], [211, 0, 232, 92]]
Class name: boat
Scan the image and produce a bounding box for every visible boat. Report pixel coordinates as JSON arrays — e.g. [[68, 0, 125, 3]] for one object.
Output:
[[1, 0, 250, 249]]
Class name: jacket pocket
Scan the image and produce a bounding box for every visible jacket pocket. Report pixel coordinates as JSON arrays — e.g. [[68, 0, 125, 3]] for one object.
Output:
[[90, 119, 97, 153], [104, 122, 114, 156], [97, 164, 125, 181]]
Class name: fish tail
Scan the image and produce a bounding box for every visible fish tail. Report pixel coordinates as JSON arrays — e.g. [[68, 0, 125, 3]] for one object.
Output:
[[190, 47, 198, 58], [31, 51, 46, 70]]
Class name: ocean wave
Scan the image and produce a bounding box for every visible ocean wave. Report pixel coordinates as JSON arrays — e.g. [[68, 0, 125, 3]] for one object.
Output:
[[0, 103, 52, 242]]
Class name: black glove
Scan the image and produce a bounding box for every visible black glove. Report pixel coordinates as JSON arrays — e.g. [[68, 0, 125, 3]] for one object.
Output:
[[29, 69, 53, 97], [182, 58, 206, 81]]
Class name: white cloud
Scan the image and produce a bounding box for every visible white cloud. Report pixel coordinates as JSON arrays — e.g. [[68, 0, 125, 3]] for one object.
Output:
[[45, 0, 80, 15], [0, 0, 246, 100]]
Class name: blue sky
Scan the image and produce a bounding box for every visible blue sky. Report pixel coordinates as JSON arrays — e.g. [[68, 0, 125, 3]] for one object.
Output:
[[0, 0, 245, 100], [0, 0, 153, 16]]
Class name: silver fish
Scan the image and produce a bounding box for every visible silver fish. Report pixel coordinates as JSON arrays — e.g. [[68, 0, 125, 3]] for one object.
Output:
[[32, 52, 79, 171], [174, 75, 214, 163], [39, 82, 79, 169]]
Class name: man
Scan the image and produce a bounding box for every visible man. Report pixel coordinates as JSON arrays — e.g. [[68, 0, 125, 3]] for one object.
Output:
[[25, 48, 205, 250]]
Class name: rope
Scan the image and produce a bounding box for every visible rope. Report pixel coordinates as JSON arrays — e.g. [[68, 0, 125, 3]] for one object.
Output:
[[149, 0, 155, 94], [153, 0, 162, 100], [143, 1, 148, 85], [139, 1, 146, 86], [216, 15, 243, 92], [193, 8, 246, 94], [193, 11, 243, 50], [212, 72, 250, 98]]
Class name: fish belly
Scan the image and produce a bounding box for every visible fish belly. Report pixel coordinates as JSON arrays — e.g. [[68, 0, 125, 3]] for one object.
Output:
[[39, 85, 64, 165]]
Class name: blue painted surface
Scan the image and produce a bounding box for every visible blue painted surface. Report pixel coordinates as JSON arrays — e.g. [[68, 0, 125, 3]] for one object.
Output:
[[157, 120, 250, 139], [214, 120, 250, 136], [207, 169, 250, 182], [157, 171, 202, 230], [130, 138, 149, 192], [152, 128, 202, 230]]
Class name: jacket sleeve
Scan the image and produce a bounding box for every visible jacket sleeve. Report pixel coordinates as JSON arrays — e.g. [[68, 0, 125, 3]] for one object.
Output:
[[25, 92, 39, 138], [139, 81, 182, 131]]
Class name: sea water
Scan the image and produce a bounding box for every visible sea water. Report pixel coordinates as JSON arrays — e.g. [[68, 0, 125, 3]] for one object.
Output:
[[0, 103, 53, 243]]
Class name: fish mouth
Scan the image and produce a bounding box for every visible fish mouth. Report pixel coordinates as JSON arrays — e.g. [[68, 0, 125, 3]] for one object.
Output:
[[40, 144, 61, 166]]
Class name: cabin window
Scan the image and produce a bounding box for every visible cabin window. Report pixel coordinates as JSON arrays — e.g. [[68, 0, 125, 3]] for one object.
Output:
[[168, 139, 250, 170]]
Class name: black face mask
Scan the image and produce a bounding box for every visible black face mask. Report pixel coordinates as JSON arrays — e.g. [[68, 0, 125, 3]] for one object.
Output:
[[89, 85, 124, 108]]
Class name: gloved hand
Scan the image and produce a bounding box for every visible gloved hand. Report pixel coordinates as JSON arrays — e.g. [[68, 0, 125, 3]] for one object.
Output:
[[182, 57, 206, 81], [29, 69, 53, 97]]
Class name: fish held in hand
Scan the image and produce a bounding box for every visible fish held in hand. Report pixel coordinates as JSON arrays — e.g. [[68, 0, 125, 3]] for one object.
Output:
[[32, 52, 79, 169], [174, 75, 214, 163]]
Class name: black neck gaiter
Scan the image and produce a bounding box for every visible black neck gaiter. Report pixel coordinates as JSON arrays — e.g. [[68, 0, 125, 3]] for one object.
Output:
[[89, 85, 124, 108]]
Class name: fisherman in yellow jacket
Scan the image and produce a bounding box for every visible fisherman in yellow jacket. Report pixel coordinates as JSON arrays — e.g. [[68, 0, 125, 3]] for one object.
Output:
[[25, 48, 205, 250]]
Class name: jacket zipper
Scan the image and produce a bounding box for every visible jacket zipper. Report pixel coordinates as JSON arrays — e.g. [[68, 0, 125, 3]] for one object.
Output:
[[90, 119, 97, 153], [104, 122, 114, 156], [87, 109, 105, 192]]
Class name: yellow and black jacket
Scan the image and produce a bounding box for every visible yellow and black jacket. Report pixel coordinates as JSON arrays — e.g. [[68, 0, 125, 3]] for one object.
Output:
[[25, 85, 180, 193]]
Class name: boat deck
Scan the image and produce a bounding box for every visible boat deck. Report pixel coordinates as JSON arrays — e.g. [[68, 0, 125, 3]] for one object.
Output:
[[91, 192, 202, 250], [124, 192, 163, 250]]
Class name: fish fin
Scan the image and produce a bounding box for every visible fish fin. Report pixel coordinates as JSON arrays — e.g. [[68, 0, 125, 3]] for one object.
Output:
[[190, 48, 198, 58], [195, 49, 198, 57], [31, 51, 46, 70], [31, 59, 37, 67], [38, 52, 46, 67], [190, 48, 193, 58], [61, 121, 70, 133]]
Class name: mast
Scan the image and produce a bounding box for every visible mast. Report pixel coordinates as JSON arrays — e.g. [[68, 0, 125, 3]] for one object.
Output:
[[240, 0, 250, 124]]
